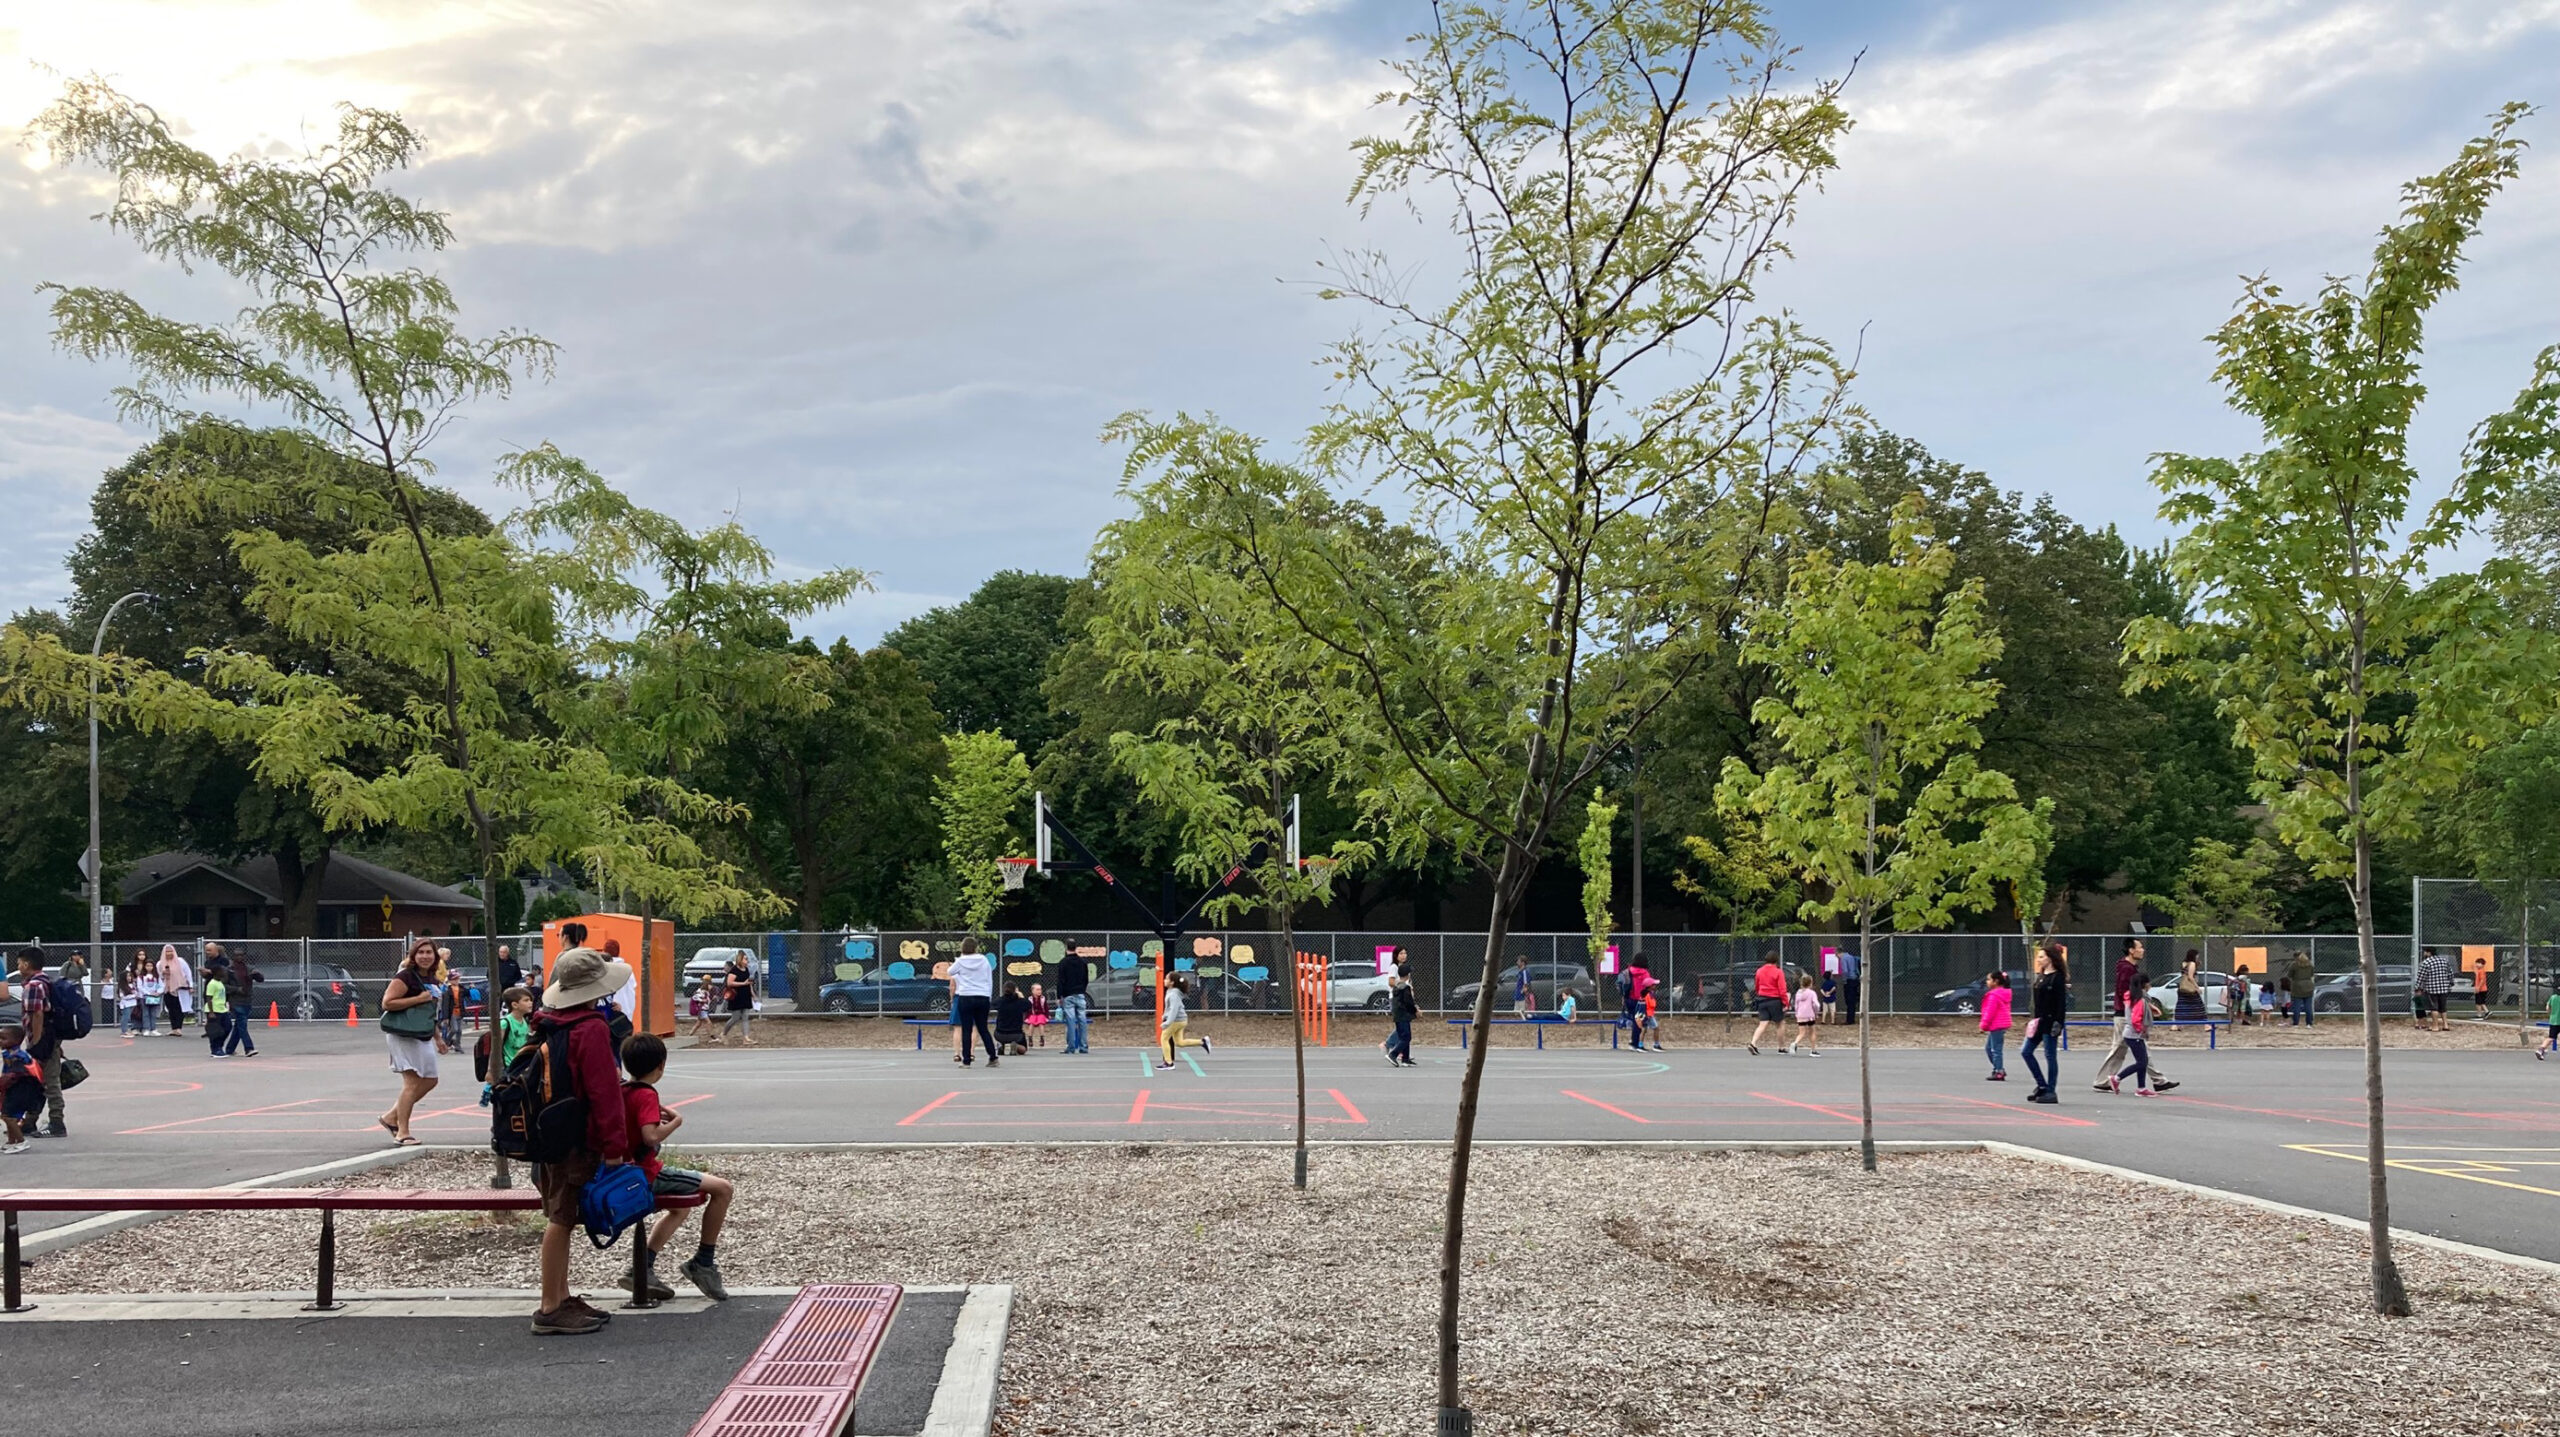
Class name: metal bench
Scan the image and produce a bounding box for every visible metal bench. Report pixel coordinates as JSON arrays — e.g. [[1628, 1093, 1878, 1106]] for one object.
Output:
[[0, 1185, 705, 1314], [904, 1017, 947, 1049], [688, 1282, 903, 1437], [1447, 1016, 1608, 1050]]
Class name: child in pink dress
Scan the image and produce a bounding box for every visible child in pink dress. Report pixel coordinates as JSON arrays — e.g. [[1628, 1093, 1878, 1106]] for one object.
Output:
[[1026, 983, 1051, 1048]]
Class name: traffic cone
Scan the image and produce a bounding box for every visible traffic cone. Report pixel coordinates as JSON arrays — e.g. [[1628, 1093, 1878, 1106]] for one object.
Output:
[[266, 1001, 281, 1028], [346, 1001, 360, 1026]]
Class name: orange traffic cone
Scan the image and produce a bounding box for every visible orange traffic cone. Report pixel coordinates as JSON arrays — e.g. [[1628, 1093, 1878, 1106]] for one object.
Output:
[[266, 1001, 281, 1028], [346, 1001, 360, 1027]]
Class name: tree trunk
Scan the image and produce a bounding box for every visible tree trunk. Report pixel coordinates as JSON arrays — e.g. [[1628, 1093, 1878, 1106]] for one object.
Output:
[[2352, 823, 2412, 1316], [272, 840, 333, 939], [1284, 893, 1305, 1191], [1438, 835, 1529, 1429], [1859, 785, 1879, 1174], [798, 881, 827, 1013]]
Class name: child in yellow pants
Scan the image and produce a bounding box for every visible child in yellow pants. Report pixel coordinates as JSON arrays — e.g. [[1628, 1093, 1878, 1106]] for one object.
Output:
[[1156, 973, 1213, 1069]]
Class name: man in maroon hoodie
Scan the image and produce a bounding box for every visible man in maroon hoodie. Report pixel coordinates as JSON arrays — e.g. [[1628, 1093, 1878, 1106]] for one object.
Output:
[[532, 946, 635, 1336]]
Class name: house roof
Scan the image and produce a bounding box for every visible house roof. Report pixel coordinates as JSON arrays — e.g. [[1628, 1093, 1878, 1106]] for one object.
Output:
[[118, 851, 482, 911]]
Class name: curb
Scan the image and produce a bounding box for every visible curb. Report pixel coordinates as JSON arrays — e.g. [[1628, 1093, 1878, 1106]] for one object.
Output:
[[9, 1283, 969, 1322], [24, 1144, 433, 1259], [922, 1283, 1011, 1437]]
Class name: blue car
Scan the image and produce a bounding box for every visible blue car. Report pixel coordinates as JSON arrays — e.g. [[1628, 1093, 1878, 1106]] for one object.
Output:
[[818, 972, 951, 1014]]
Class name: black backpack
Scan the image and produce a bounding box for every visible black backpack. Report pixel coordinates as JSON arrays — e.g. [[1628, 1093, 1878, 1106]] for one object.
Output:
[[47, 977, 93, 1042], [490, 1024, 588, 1163]]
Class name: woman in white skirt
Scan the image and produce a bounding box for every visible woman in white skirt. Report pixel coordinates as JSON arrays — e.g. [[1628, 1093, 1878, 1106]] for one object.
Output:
[[377, 938, 443, 1145]]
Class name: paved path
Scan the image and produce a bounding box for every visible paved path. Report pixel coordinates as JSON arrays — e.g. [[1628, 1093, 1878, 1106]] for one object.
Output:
[[19, 1024, 2560, 1262]]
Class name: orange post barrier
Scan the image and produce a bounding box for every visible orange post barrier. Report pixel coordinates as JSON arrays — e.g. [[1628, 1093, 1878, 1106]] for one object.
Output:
[[346, 1001, 360, 1027], [1295, 950, 1329, 1046], [266, 1001, 280, 1028]]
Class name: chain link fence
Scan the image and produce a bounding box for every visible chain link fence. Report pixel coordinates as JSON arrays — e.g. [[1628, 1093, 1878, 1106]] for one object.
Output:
[[6, 927, 2421, 1021], [2414, 877, 2560, 1017]]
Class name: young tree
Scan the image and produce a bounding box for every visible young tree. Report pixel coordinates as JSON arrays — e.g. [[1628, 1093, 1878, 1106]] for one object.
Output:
[[5, 81, 756, 945], [2141, 835, 2283, 970], [1090, 432, 1373, 1189], [1578, 789, 1617, 974], [1155, 6, 1855, 1426], [935, 731, 1031, 937], [2125, 108, 2560, 1317], [1717, 500, 2053, 1173]]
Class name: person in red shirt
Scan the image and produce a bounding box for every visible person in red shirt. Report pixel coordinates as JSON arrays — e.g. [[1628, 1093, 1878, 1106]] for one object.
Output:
[[531, 948, 635, 1337], [619, 1033, 736, 1302], [1747, 953, 1789, 1055]]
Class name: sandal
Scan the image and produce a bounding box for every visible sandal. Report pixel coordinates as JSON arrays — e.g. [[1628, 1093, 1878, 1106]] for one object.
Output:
[[377, 1117, 398, 1135], [394, 1135, 421, 1146]]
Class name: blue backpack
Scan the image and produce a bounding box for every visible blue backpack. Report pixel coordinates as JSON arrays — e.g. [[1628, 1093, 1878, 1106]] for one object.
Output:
[[579, 1161, 654, 1250], [47, 977, 93, 1042]]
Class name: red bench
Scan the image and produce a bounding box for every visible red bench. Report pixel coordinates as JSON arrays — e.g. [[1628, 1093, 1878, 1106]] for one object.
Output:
[[0, 1186, 705, 1314], [689, 1283, 903, 1437]]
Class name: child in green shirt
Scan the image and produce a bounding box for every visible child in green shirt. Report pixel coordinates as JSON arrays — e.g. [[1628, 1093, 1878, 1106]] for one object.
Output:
[[2541, 992, 2559, 1060], [203, 972, 230, 1057]]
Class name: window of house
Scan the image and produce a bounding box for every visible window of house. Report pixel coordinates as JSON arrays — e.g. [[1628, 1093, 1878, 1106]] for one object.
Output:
[[169, 905, 207, 927]]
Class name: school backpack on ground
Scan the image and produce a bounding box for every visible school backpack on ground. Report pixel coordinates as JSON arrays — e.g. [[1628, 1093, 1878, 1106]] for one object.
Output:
[[578, 1161, 654, 1250], [48, 977, 93, 1042], [490, 1025, 588, 1164]]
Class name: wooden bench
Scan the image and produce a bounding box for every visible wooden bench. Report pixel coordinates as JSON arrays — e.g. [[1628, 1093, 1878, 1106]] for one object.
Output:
[[688, 1282, 903, 1437], [0, 1185, 704, 1315]]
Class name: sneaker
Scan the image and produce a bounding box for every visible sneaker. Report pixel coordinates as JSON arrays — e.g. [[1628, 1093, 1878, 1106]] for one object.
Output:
[[1986, 1072, 2004, 1082], [560, 1295, 614, 1324], [1802, 1050, 1820, 1057], [2027, 1091, 2058, 1104], [1746, 1043, 1758, 1056], [1200, 1036, 1213, 1054], [1, 1142, 24, 1155], [531, 1305, 607, 1336], [679, 1256, 729, 1301], [2091, 1082, 2112, 1093], [1388, 1053, 1402, 1069], [2106, 1076, 2121, 1094], [2137, 1088, 2158, 1097], [622, 1267, 675, 1302], [1400, 1058, 1419, 1068], [988, 1057, 999, 1068], [2154, 1080, 2180, 1092], [1155, 1062, 1178, 1071]]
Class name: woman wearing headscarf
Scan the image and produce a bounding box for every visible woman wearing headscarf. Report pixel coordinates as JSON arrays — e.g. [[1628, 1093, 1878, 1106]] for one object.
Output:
[[157, 944, 194, 1033]]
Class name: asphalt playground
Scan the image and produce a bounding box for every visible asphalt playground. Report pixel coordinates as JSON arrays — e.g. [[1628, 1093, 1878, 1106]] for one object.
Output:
[[18, 1021, 2560, 1262]]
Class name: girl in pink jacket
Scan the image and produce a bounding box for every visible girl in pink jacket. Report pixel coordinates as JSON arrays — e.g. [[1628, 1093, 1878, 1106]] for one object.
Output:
[[1979, 971, 2014, 1082]]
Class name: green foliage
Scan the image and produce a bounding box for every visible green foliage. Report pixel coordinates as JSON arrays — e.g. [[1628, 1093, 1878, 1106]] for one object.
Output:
[[936, 730, 1031, 935], [2, 80, 765, 931], [1671, 827, 1801, 933], [884, 572, 1077, 753], [523, 889, 587, 927], [1718, 499, 2053, 939], [1577, 790, 1616, 965], [2141, 836, 2283, 943]]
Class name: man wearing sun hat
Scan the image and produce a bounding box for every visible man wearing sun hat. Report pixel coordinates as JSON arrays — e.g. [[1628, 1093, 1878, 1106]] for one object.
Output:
[[530, 945, 636, 1337]]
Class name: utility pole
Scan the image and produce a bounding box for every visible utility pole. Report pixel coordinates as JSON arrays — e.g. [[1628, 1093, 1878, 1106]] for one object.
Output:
[[86, 592, 153, 990]]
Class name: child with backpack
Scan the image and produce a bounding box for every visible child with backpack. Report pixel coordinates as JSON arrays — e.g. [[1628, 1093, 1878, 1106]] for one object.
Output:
[[517, 947, 637, 1337], [618, 1033, 734, 1302], [0, 1025, 39, 1154]]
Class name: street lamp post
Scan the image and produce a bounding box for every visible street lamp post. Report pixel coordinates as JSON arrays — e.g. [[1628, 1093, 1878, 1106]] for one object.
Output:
[[86, 591, 153, 989]]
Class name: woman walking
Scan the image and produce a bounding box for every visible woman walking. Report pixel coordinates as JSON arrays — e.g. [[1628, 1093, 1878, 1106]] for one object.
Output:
[[1385, 957, 1418, 1068], [2174, 951, 2207, 1022], [2021, 944, 2068, 1104], [721, 949, 758, 1046], [1979, 970, 2013, 1081], [378, 938, 444, 1145]]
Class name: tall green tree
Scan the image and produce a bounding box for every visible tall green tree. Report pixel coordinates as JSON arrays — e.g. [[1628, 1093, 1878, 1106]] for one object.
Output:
[[1166, 5, 1855, 1425], [2141, 836, 2283, 971], [885, 571, 1077, 753], [1577, 790, 1617, 971], [935, 731, 1032, 937], [1718, 500, 2052, 1171], [1092, 426, 1373, 1190], [2125, 107, 2560, 1317], [4, 81, 758, 944]]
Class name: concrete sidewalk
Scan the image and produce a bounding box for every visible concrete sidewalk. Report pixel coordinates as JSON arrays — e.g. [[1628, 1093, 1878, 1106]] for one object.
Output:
[[0, 1287, 977, 1437]]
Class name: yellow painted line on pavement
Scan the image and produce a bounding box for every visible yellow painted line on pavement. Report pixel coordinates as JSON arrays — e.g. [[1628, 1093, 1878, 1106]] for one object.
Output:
[[2287, 1143, 2560, 1200]]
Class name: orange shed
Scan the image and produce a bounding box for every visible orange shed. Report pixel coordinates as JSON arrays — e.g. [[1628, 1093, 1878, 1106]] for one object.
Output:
[[540, 912, 675, 1037]]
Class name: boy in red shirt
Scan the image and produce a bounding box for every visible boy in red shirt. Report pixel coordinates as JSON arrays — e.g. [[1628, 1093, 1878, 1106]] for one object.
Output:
[[0, 1025, 40, 1153], [620, 1033, 736, 1301]]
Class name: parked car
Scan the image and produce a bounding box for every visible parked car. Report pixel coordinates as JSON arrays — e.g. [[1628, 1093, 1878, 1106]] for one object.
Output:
[[2143, 972, 2235, 1019], [817, 971, 950, 1014], [1927, 970, 2030, 1015], [684, 946, 759, 989], [1326, 959, 1397, 1010], [276, 964, 368, 1020], [1446, 962, 1598, 1014], [2313, 964, 2413, 1014]]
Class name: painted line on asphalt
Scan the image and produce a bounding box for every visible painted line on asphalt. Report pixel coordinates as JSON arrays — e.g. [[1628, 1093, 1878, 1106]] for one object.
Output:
[[897, 1091, 963, 1128], [1328, 1089, 1367, 1124], [1561, 1090, 1650, 1125], [1748, 1090, 1863, 1125], [2288, 1143, 2560, 1200]]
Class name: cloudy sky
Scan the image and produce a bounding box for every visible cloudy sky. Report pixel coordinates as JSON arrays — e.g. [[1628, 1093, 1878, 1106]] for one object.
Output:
[[2, 1, 2554, 643]]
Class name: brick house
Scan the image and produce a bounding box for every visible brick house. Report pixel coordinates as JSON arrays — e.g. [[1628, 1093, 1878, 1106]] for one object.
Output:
[[113, 851, 484, 942]]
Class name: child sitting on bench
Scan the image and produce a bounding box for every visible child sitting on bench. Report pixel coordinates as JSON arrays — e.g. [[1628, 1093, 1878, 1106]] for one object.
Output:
[[619, 1033, 736, 1301]]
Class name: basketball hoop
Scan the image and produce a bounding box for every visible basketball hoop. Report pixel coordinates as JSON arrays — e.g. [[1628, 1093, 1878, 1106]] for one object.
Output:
[[1299, 855, 1339, 894], [997, 856, 1036, 892]]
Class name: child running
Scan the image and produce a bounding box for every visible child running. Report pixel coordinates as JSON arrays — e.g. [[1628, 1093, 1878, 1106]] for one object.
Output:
[[0, 1026, 37, 1153], [2108, 989, 2157, 1096], [619, 1033, 736, 1301], [1979, 970, 2013, 1081], [1156, 972, 1212, 1071], [1784, 971, 1822, 1055]]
